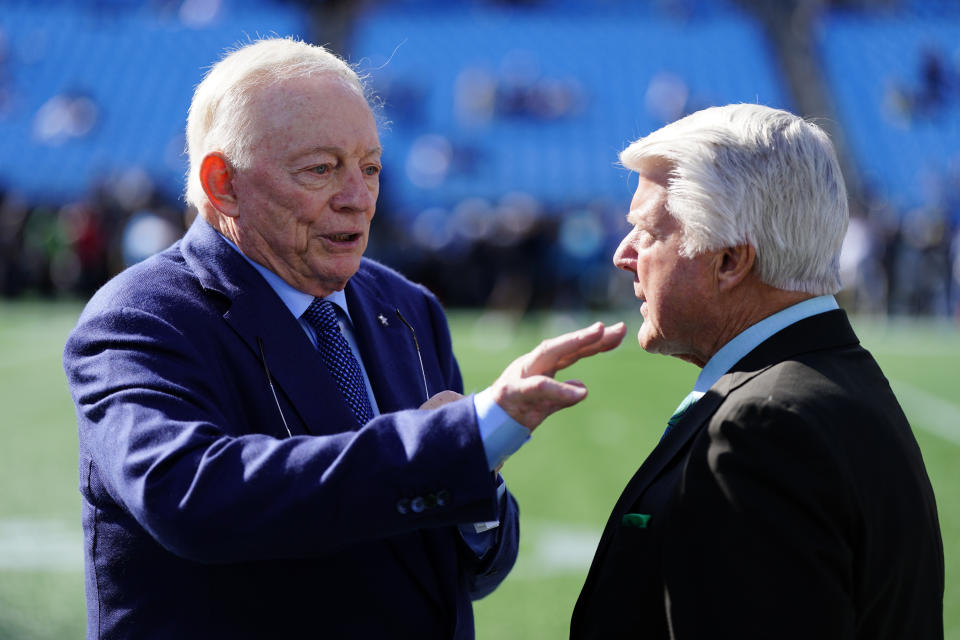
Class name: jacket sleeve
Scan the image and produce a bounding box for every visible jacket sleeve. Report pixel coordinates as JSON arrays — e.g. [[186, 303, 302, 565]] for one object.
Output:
[[420, 287, 521, 597], [65, 300, 500, 565], [466, 488, 520, 600]]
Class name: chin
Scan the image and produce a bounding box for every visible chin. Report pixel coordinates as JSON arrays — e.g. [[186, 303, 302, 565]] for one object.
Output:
[[637, 328, 670, 356], [636, 330, 656, 352], [316, 259, 362, 286]]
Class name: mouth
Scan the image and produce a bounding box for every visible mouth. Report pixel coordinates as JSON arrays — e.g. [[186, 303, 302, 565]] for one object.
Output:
[[636, 293, 647, 316], [321, 231, 364, 249]]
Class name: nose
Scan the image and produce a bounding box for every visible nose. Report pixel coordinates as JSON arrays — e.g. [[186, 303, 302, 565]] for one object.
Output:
[[613, 232, 637, 273], [332, 165, 376, 213]]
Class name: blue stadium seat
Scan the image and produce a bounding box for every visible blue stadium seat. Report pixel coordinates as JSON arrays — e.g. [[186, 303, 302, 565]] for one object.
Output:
[[818, 14, 960, 210], [350, 5, 790, 216], [0, 1, 310, 203], [0, 1, 786, 213]]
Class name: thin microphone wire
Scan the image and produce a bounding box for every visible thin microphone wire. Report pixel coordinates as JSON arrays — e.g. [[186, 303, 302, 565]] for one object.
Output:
[[395, 308, 430, 403], [257, 337, 292, 438]]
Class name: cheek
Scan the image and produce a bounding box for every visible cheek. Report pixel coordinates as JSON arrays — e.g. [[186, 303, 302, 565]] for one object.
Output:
[[242, 170, 307, 213], [635, 254, 662, 292], [274, 195, 323, 249], [638, 264, 678, 319]]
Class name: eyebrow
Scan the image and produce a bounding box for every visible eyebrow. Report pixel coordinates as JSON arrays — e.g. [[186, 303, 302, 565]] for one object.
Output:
[[291, 145, 383, 162]]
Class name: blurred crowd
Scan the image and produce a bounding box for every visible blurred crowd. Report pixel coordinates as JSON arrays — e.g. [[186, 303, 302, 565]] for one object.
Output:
[[2, 0, 959, 319], [3, 173, 960, 320], [0, 171, 183, 299]]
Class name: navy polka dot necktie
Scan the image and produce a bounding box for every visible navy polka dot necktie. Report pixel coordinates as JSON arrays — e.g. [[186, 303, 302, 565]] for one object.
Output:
[[302, 298, 374, 427]]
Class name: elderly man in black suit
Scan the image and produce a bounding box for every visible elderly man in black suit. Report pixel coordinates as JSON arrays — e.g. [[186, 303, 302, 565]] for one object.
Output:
[[571, 103, 943, 639]]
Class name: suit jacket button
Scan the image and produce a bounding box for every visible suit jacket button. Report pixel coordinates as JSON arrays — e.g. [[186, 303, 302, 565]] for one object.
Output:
[[396, 498, 410, 514], [411, 496, 426, 513]]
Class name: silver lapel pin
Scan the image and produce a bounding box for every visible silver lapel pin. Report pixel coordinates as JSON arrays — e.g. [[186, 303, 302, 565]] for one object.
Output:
[[377, 313, 389, 327]]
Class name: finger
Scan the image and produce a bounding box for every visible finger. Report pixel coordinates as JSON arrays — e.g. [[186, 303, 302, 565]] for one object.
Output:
[[493, 375, 590, 429], [523, 322, 607, 376], [563, 322, 626, 358], [519, 375, 589, 406], [547, 322, 628, 372]]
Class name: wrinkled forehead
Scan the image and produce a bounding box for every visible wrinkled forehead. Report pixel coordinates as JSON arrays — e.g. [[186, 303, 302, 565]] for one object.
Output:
[[244, 74, 378, 151], [245, 73, 370, 120]]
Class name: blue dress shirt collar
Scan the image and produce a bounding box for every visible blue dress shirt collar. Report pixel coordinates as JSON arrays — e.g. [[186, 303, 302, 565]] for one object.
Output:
[[218, 234, 351, 321], [693, 295, 839, 395]]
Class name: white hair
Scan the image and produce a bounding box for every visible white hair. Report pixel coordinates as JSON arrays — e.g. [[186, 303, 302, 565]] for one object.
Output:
[[620, 103, 849, 295], [184, 37, 365, 211]]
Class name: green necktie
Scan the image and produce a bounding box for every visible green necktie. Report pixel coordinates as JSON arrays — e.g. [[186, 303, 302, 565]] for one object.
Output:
[[662, 391, 700, 439]]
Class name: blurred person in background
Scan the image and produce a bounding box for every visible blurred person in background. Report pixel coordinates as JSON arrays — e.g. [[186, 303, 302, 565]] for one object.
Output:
[[571, 103, 943, 639], [63, 37, 624, 639]]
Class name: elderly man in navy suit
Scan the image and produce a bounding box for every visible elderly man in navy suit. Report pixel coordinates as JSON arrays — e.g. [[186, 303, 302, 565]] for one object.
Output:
[[63, 37, 624, 639], [571, 104, 943, 639]]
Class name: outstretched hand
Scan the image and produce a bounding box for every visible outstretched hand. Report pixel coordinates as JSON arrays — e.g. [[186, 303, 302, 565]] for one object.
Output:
[[490, 321, 626, 430]]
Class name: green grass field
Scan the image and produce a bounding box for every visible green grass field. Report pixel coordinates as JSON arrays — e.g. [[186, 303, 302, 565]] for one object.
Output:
[[0, 301, 957, 638]]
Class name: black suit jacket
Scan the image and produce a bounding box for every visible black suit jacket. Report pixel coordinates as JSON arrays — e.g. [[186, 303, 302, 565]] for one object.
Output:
[[571, 310, 943, 639]]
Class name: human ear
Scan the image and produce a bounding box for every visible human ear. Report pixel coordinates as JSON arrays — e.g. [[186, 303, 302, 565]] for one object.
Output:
[[199, 152, 238, 216], [716, 244, 756, 292]]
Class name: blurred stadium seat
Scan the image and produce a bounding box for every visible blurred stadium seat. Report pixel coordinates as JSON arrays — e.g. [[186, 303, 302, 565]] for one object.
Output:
[[818, 12, 960, 211], [350, 3, 789, 215], [0, 0, 310, 203]]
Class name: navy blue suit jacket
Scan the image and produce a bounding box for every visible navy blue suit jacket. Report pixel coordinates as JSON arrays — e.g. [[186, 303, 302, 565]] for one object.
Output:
[[63, 217, 519, 639]]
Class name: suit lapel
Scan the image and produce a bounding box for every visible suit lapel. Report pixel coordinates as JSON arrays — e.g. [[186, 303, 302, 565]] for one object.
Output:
[[345, 274, 431, 413], [181, 217, 355, 435], [226, 288, 358, 435], [580, 387, 724, 591], [612, 390, 724, 513]]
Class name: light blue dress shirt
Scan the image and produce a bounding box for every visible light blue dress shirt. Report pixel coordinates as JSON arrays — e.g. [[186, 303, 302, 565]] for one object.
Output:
[[674, 295, 840, 411]]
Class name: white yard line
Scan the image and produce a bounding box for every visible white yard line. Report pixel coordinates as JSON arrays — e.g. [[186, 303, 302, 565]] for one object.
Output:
[[0, 518, 82, 571], [0, 514, 601, 577], [890, 379, 960, 447], [511, 520, 601, 579]]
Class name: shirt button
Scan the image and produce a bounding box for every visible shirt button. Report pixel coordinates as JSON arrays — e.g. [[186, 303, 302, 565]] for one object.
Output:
[[411, 496, 426, 513]]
